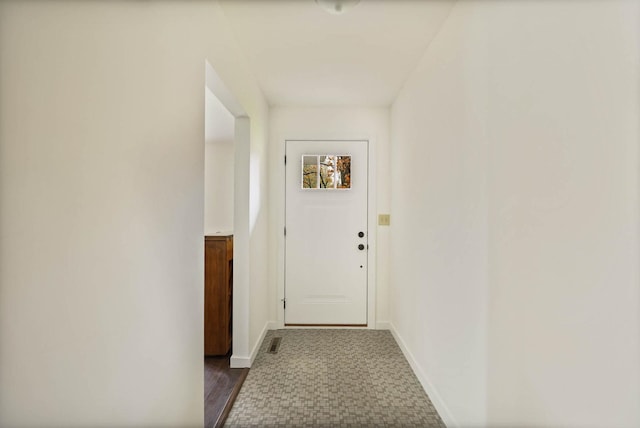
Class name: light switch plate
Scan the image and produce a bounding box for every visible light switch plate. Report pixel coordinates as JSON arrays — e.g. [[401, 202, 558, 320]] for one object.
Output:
[[378, 214, 390, 226]]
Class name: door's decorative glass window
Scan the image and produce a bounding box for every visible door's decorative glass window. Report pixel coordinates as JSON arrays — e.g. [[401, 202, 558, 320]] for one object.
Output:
[[301, 155, 351, 189]]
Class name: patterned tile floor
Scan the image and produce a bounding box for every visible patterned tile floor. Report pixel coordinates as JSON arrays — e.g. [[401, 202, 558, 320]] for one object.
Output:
[[224, 329, 446, 428]]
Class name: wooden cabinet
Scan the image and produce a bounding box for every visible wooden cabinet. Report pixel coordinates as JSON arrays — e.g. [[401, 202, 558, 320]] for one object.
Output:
[[204, 235, 233, 356]]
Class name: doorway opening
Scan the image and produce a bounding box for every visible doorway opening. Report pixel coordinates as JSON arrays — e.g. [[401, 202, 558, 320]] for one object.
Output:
[[203, 60, 251, 427]]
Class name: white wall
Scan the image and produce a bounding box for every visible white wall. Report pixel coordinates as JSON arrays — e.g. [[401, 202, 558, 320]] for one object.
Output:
[[484, 2, 640, 427], [269, 107, 391, 326], [390, 3, 489, 425], [204, 87, 234, 235], [0, 0, 269, 426], [390, 1, 640, 427]]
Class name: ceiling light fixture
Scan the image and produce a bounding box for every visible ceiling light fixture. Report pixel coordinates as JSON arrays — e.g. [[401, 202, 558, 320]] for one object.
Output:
[[315, 0, 361, 15]]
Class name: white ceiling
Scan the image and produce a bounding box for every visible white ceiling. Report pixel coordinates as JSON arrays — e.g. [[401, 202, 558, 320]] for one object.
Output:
[[219, 0, 456, 107]]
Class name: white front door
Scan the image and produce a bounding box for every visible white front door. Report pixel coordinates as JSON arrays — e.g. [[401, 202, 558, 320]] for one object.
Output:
[[285, 140, 368, 326]]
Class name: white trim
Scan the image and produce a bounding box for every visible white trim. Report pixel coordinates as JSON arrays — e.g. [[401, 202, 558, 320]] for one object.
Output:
[[366, 136, 377, 330], [230, 321, 278, 368], [277, 134, 378, 329], [375, 321, 391, 330], [229, 355, 250, 368], [388, 322, 459, 428], [229, 116, 251, 368], [251, 322, 277, 365]]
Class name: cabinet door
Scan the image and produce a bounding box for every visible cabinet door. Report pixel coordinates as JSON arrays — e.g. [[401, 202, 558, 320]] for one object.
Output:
[[204, 237, 231, 356]]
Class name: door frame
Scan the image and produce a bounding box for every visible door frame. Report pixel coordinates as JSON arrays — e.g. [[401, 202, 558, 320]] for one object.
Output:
[[276, 135, 377, 329]]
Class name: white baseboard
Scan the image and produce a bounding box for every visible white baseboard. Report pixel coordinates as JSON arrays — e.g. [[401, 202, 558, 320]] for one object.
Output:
[[249, 321, 278, 365], [388, 322, 458, 428], [229, 355, 250, 368], [230, 321, 278, 368], [375, 321, 392, 330]]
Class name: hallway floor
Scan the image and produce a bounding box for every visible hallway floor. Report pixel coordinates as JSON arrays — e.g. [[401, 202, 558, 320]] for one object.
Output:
[[224, 329, 445, 427]]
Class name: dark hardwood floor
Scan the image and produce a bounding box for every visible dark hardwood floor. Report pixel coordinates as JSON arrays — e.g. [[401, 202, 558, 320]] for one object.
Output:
[[205, 354, 249, 428]]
